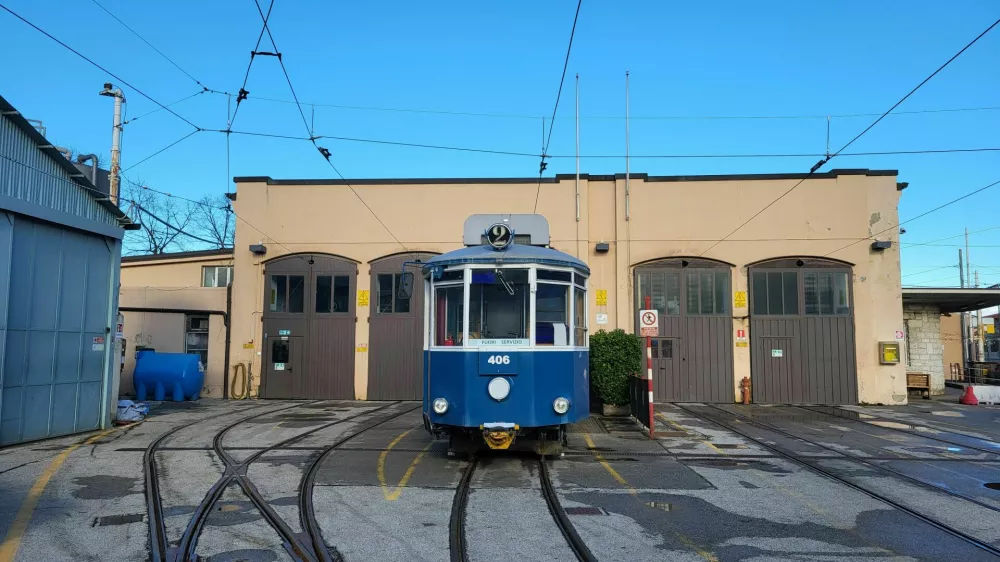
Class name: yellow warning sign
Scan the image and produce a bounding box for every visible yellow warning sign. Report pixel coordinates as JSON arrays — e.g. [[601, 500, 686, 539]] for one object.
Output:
[[242, 342, 254, 349], [596, 289, 608, 306], [735, 342, 748, 348], [356, 344, 368, 353], [733, 291, 747, 309], [358, 290, 370, 307]]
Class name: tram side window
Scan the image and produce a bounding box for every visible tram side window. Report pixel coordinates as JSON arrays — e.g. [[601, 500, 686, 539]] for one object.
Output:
[[434, 285, 464, 345], [536, 283, 569, 346], [469, 269, 529, 341], [574, 287, 586, 346]]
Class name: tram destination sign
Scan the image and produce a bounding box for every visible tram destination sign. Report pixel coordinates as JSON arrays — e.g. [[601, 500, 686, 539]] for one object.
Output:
[[639, 309, 659, 337]]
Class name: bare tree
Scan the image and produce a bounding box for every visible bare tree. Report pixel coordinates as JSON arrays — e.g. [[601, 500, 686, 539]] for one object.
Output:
[[191, 195, 235, 249], [121, 180, 197, 255]]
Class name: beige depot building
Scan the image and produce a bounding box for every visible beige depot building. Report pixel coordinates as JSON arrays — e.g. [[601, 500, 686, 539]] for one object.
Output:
[[119, 168, 913, 405]]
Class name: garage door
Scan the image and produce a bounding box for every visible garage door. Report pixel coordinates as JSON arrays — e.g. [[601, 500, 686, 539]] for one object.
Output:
[[1, 213, 113, 445], [635, 259, 734, 402], [368, 253, 434, 400], [262, 254, 356, 399], [749, 259, 857, 404]]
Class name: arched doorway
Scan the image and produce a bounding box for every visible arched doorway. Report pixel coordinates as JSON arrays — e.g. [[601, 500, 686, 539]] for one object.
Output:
[[748, 258, 857, 404], [367, 253, 436, 400], [634, 258, 734, 402], [261, 254, 357, 399]]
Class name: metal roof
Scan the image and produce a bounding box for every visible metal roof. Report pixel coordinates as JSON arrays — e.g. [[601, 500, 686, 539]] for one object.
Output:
[[423, 244, 589, 274], [0, 93, 134, 228], [121, 248, 234, 263], [902, 287, 1000, 313]]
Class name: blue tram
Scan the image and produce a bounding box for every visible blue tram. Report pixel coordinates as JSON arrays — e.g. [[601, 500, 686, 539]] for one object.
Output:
[[400, 215, 590, 454]]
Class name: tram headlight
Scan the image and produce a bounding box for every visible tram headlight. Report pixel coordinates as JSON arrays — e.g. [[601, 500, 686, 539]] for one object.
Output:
[[488, 377, 510, 401], [432, 398, 449, 414], [553, 397, 570, 415]]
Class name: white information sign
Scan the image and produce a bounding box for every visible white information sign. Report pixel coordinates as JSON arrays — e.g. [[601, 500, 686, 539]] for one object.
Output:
[[595, 313, 609, 325], [771, 349, 783, 358], [639, 309, 659, 337]]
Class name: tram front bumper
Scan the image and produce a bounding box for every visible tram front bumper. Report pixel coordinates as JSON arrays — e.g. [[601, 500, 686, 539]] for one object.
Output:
[[481, 422, 519, 450]]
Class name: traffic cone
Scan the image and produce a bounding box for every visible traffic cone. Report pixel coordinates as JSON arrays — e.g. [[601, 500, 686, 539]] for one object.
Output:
[[959, 385, 979, 406]]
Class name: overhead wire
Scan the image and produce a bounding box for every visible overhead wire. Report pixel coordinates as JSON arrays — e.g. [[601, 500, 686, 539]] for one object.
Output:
[[533, 0, 583, 214], [901, 265, 957, 277], [240, 0, 412, 256], [122, 130, 201, 171], [697, 15, 1000, 258], [228, 0, 276, 129], [88, 0, 210, 91], [122, 90, 207, 126], [902, 223, 1000, 248], [0, 3, 201, 131]]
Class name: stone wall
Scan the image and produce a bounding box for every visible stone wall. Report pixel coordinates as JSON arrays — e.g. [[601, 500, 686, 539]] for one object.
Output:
[[903, 303, 944, 395]]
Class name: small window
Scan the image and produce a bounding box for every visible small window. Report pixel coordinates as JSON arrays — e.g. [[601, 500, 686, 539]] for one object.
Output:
[[271, 339, 289, 364], [753, 271, 798, 316], [333, 276, 350, 312], [536, 284, 569, 345], [805, 272, 850, 316], [574, 287, 586, 346], [638, 272, 680, 316], [437, 269, 464, 282], [686, 272, 728, 315], [315, 276, 332, 313], [202, 266, 233, 287], [434, 285, 464, 345], [661, 339, 673, 359], [288, 276, 305, 313], [269, 275, 287, 313], [538, 270, 572, 282], [185, 315, 209, 368], [377, 274, 394, 313], [395, 274, 411, 313]]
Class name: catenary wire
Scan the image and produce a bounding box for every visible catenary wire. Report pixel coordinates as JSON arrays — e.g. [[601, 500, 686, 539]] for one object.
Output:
[[697, 16, 1000, 258], [0, 3, 201, 131], [901, 265, 957, 277], [228, 0, 276, 129], [122, 130, 201, 172], [240, 0, 412, 256], [123, 90, 207, 126], [902, 223, 1000, 248], [128, 201, 219, 245], [533, 0, 583, 214], [88, 0, 209, 90]]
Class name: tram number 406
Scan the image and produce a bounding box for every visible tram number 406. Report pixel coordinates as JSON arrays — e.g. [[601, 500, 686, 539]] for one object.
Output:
[[486, 354, 511, 365]]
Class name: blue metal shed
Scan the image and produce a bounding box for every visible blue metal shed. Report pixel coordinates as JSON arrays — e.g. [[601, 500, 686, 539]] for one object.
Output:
[[0, 93, 135, 445]]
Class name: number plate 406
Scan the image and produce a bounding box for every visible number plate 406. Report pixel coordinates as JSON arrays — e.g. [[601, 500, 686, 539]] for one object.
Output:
[[479, 352, 518, 375]]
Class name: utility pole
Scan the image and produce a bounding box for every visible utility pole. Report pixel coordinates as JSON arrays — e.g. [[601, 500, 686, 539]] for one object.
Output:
[[965, 228, 973, 364], [624, 70, 631, 221], [959, 249, 968, 369], [976, 270, 983, 362], [99, 83, 125, 206]]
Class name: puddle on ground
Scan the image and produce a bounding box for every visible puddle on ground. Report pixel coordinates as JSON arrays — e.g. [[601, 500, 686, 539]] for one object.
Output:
[[645, 501, 671, 512]]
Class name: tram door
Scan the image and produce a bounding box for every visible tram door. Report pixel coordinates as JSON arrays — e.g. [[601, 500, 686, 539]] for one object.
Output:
[[636, 260, 734, 403]]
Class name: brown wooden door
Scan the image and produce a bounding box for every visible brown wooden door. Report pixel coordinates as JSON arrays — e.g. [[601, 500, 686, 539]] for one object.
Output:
[[636, 260, 734, 403], [367, 254, 433, 400], [262, 254, 356, 399]]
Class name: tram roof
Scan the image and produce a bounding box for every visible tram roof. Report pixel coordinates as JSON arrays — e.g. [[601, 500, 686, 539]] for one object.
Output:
[[424, 244, 590, 274]]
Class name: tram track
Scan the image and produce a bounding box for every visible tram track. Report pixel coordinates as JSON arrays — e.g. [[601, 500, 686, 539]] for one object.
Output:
[[795, 404, 1000, 457], [148, 400, 416, 562], [300, 403, 424, 562], [144, 401, 314, 562], [449, 455, 596, 562], [673, 403, 1000, 558]]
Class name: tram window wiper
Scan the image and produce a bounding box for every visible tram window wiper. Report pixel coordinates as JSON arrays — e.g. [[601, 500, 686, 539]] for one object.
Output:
[[495, 269, 515, 296]]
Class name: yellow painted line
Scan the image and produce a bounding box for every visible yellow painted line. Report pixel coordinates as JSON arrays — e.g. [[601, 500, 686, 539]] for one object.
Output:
[[657, 412, 727, 454], [377, 429, 432, 501], [583, 434, 636, 496], [0, 429, 115, 562], [583, 434, 718, 562]]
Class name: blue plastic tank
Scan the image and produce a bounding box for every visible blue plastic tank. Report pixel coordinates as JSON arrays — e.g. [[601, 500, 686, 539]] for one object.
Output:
[[133, 351, 204, 402]]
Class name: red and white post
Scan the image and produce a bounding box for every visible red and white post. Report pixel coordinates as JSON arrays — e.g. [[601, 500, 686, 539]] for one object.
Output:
[[644, 296, 655, 439]]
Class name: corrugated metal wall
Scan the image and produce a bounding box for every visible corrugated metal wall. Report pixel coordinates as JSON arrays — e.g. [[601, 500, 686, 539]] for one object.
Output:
[[0, 115, 118, 226], [1, 213, 112, 444]]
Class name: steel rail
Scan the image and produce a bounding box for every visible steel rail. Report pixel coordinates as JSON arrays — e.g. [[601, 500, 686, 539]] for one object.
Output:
[[538, 456, 598, 562], [448, 457, 478, 562]]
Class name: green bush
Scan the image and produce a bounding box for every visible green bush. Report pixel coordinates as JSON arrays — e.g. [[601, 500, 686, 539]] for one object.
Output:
[[589, 329, 642, 406]]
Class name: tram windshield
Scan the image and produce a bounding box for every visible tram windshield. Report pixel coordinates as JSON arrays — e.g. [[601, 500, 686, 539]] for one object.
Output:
[[469, 269, 529, 344]]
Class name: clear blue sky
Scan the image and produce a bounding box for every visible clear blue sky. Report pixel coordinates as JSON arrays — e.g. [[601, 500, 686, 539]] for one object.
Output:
[[2, 0, 999, 287]]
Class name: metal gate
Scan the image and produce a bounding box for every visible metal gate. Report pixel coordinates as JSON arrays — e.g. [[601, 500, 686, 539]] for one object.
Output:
[[262, 254, 356, 399], [367, 253, 434, 400], [635, 259, 734, 402], [1, 213, 113, 445], [749, 259, 857, 404]]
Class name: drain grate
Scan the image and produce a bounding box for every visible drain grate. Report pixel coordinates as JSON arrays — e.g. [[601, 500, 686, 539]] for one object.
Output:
[[985, 483, 1000, 491], [93, 514, 144, 527], [564, 507, 607, 515]]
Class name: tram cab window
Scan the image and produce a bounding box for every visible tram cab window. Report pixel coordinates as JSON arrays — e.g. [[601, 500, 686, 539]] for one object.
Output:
[[469, 269, 529, 342], [434, 285, 464, 346], [536, 283, 569, 346]]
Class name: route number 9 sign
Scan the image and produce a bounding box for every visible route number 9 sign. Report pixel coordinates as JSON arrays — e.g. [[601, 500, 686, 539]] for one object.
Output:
[[639, 309, 659, 337]]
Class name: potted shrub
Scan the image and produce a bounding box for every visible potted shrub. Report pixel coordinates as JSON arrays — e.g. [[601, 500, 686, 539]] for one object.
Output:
[[589, 329, 642, 416]]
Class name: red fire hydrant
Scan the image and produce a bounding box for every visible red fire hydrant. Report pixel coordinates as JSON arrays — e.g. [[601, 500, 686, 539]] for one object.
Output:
[[740, 377, 752, 405]]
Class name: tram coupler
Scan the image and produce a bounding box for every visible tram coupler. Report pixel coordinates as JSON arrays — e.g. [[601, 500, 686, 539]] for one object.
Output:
[[481, 423, 519, 450]]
